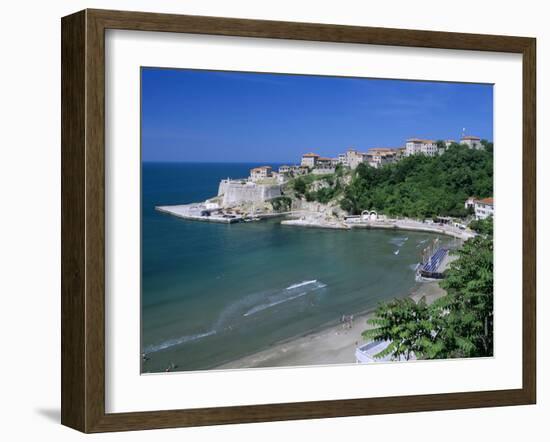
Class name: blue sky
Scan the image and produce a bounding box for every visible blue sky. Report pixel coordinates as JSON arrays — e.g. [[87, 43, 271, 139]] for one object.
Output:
[[141, 68, 493, 163]]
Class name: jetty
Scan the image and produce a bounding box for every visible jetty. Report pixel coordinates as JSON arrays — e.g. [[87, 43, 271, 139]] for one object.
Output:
[[281, 217, 350, 230], [346, 218, 474, 241], [281, 216, 475, 240], [156, 204, 297, 224], [156, 204, 242, 223]]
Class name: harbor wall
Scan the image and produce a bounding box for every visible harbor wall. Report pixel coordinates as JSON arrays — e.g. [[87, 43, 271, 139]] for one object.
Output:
[[218, 180, 281, 206]]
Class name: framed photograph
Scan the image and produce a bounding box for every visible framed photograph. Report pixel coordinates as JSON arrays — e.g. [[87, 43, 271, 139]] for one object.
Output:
[[61, 9, 536, 433]]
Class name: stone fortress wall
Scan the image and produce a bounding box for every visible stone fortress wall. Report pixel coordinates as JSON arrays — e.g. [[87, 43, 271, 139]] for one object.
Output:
[[218, 179, 281, 207]]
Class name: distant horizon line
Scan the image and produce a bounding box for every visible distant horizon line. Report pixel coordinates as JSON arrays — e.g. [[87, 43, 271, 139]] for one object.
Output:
[[142, 140, 493, 165]]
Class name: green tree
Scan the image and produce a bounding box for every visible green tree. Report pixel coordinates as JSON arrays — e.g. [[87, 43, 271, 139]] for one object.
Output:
[[481, 139, 494, 154], [469, 216, 493, 236], [363, 298, 434, 361], [292, 177, 307, 196], [436, 232, 494, 357], [270, 196, 292, 212]]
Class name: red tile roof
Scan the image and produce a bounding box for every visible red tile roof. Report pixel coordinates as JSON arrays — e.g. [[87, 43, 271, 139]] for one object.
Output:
[[250, 166, 272, 172], [407, 138, 435, 143], [477, 197, 494, 205], [368, 147, 396, 152]]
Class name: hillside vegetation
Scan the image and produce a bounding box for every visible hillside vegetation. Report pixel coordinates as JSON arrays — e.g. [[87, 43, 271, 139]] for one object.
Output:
[[288, 165, 347, 204], [340, 143, 493, 218]]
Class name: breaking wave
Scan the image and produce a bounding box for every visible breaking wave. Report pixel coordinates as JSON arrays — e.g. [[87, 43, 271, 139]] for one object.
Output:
[[286, 280, 317, 290], [144, 279, 327, 354], [389, 236, 409, 247], [245, 280, 327, 317], [244, 291, 308, 316], [144, 330, 216, 353]]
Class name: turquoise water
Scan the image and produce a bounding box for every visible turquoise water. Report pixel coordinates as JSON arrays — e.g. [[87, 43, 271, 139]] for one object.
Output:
[[141, 163, 442, 372]]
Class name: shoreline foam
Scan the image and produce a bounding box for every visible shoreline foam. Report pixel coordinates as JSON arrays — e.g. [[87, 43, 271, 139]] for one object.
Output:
[[215, 281, 446, 370]]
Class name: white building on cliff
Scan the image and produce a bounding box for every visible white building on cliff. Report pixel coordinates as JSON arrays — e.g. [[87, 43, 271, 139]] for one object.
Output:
[[301, 153, 320, 168], [250, 166, 272, 182], [338, 148, 367, 169], [366, 148, 398, 168], [474, 197, 494, 220], [405, 138, 438, 157], [460, 135, 483, 150]]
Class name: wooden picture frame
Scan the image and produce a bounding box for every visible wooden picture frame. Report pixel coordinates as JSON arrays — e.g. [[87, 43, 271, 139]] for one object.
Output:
[[61, 8, 536, 433]]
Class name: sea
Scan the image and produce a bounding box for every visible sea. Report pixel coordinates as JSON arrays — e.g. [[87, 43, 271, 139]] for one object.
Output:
[[141, 162, 448, 372]]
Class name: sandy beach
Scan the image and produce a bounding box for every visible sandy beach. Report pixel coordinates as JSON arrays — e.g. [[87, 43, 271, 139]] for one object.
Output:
[[216, 281, 446, 369]]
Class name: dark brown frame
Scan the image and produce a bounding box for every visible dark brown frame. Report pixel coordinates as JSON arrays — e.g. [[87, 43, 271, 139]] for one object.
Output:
[[61, 8, 536, 433]]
